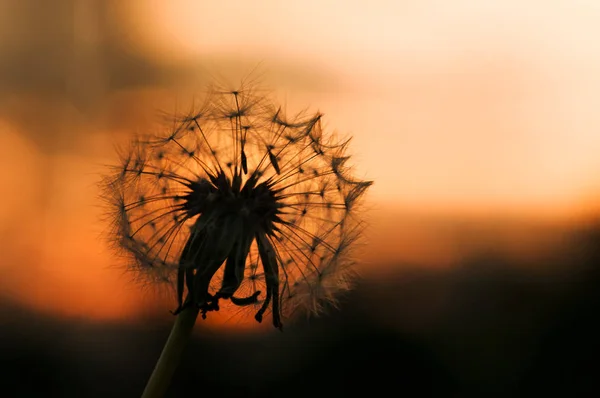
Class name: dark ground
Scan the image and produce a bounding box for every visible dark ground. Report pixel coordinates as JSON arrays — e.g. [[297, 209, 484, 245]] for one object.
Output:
[[1, 223, 599, 397]]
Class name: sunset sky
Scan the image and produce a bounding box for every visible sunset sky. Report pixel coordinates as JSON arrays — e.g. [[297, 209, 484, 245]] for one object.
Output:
[[1, 0, 600, 327]]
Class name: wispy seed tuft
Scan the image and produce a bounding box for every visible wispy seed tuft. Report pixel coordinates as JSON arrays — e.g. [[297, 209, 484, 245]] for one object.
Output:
[[100, 83, 372, 329]]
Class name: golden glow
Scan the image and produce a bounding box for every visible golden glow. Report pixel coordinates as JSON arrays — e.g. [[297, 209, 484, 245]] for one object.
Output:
[[121, 0, 600, 213], [2, 1, 600, 327]]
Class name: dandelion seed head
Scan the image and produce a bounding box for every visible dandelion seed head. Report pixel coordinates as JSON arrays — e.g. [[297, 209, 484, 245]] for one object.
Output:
[[101, 83, 372, 329]]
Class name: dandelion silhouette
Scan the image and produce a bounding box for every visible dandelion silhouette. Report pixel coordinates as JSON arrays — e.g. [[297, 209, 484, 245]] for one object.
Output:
[[101, 82, 372, 397]]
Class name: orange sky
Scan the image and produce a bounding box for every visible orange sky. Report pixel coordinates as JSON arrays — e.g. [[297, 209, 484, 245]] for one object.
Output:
[[116, 0, 600, 211], [1, 1, 600, 328]]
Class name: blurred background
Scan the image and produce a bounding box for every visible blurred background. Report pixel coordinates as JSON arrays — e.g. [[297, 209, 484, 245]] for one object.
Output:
[[1, 0, 599, 396]]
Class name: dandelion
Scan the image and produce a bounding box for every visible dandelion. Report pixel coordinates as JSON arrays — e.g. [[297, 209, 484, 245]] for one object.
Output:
[[101, 82, 372, 397]]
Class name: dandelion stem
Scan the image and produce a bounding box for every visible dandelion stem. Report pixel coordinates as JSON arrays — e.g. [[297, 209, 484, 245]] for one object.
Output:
[[141, 306, 200, 398]]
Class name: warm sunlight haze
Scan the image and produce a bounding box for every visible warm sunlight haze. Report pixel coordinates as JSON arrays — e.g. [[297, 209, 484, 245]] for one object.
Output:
[[1, 0, 600, 327]]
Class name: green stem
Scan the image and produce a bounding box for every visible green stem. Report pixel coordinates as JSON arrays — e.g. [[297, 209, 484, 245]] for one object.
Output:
[[141, 306, 200, 398]]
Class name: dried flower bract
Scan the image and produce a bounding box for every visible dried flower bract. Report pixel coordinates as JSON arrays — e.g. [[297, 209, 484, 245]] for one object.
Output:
[[101, 83, 372, 329]]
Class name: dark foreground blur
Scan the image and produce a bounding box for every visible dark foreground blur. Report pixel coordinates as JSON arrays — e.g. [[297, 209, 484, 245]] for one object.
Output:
[[1, 222, 599, 397]]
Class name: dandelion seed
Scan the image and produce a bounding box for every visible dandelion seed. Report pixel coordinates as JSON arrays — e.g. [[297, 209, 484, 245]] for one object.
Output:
[[101, 83, 372, 331]]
